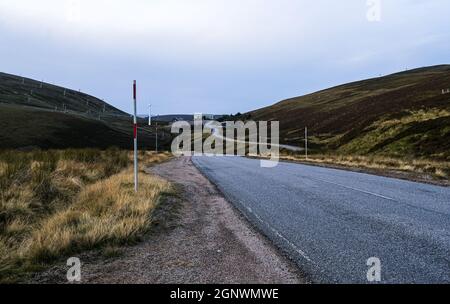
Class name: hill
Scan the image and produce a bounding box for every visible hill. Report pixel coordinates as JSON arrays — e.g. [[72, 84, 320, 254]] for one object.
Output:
[[144, 114, 225, 122], [249, 65, 450, 160], [0, 72, 166, 150]]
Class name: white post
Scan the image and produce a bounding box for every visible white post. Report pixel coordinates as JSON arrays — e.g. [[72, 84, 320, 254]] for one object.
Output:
[[305, 127, 308, 160], [133, 80, 138, 192], [148, 104, 152, 126]]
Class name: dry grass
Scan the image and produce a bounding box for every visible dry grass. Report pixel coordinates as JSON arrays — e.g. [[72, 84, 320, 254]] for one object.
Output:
[[137, 150, 172, 168], [0, 149, 172, 283], [23, 169, 170, 263], [280, 152, 450, 182]]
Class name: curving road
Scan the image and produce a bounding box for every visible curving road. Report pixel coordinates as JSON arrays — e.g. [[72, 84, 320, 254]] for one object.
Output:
[[206, 121, 303, 152], [192, 156, 450, 283]]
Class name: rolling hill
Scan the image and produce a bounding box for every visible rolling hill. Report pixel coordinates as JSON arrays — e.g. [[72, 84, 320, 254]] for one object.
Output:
[[0, 72, 166, 150], [249, 65, 450, 160]]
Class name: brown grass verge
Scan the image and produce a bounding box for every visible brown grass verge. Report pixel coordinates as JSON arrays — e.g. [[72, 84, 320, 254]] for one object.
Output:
[[278, 152, 450, 186], [0, 149, 172, 283]]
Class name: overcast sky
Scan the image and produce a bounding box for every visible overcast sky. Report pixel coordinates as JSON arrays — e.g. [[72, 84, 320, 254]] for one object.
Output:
[[0, 0, 449, 115]]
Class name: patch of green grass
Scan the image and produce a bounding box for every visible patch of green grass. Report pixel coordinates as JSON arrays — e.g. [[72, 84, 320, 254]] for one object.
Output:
[[338, 109, 450, 159]]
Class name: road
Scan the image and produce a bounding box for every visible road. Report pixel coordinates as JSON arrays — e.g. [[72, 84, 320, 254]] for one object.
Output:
[[192, 156, 450, 283], [206, 121, 303, 152]]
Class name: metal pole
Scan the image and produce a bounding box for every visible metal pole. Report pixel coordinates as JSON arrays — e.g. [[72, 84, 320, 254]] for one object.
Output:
[[133, 80, 138, 192], [148, 104, 152, 126], [305, 127, 308, 160]]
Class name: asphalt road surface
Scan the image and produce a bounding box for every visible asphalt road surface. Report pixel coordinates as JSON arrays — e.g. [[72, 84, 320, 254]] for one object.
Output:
[[207, 121, 303, 152], [192, 156, 450, 283]]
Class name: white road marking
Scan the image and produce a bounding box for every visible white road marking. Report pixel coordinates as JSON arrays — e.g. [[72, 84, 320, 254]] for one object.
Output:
[[244, 206, 316, 265], [312, 177, 397, 201]]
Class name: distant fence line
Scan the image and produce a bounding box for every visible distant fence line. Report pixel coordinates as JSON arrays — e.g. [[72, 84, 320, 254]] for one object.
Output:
[[0, 100, 130, 121]]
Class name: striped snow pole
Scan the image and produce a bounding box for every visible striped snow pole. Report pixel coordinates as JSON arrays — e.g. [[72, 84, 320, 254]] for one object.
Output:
[[133, 80, 138, 192]]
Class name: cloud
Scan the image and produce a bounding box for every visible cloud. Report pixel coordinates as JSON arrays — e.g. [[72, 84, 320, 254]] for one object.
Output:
[[0, 0, 366, 62], [0, 0, 448, 114], [1, 0, 447, 64]]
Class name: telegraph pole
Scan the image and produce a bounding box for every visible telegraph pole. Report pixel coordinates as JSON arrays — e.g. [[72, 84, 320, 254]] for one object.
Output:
[[133, 80, 138, 192]]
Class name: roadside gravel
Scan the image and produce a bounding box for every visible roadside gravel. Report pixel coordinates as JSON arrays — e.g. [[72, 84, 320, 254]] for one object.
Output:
[[30, 157, 305, 284]]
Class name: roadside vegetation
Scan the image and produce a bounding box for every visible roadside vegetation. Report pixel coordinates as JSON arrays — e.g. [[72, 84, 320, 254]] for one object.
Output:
[[276, 107, 450, 184], [0, 148, 172, 283], [249, 65, 450, 163], [280, 151, 450, 185], [332, 108, 450, 158]]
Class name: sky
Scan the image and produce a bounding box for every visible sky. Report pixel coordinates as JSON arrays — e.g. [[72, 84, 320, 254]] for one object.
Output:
[[0, 0, 449, 115]]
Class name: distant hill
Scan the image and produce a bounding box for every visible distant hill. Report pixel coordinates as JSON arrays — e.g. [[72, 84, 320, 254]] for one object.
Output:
[[142, 114, 225, 122], [0, 73, 166, 150], [249, 65, 450, 160], [149, 114, 194, 122]]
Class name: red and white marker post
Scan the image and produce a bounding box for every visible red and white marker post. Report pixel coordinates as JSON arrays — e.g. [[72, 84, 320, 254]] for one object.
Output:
[[133, 80, 138, 192]]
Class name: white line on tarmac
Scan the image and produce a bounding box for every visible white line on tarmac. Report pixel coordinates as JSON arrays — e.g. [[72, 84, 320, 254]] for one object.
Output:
[[312, 177, 397, 201], [244, 206, 316, 265]]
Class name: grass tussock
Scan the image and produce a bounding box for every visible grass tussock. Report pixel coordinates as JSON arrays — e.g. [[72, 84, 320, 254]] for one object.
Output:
[[0, 148, 172, 282], [137, 150, 172, 169], [24, 169, 170, 263]]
